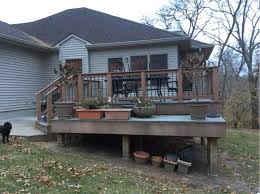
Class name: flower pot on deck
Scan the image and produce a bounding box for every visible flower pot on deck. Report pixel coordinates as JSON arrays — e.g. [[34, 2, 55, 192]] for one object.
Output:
[[55, 102, 75, 119], [76, 108, 103, 120], [189, 104, 208, 120], [133, 106, 156, 118], [133, 151, 150, 164], [104, 109, 132, 120]]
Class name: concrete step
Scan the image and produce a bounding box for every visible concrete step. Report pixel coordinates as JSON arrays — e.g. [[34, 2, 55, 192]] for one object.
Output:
[[35, 121, 51, 133]]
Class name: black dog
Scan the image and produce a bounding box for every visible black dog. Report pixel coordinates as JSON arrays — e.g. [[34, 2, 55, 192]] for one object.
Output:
[[0, 122, 12, 143]]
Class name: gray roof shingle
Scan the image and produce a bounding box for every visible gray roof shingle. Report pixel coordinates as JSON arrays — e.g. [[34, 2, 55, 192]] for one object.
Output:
[[0, 20, 41, 44], [13, 7, 185, 46]]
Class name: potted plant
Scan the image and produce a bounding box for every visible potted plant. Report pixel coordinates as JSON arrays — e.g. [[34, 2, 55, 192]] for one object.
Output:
[[75, 98, 104, 120], [181, 53, 209, 120], [54, 63, 76, 119], [133, 97, 156, 118]]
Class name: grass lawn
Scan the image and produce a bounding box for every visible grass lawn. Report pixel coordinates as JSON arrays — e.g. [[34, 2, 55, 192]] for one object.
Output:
[[0, 129, 259, 193], [218, 129, 259, 190]]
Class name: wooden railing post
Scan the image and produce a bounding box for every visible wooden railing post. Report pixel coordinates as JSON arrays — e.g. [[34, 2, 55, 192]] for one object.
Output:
[[177, 69, 184, 100], [141, 71, 146, 97], [212, 67, 219, 101], [107, 73, 112, 98], [47, 94, 53, 125], [77, 73, 83, 102], [36, 94, 42, 121]]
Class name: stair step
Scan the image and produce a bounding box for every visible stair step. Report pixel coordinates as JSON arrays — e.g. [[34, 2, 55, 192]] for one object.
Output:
[[35, 121, 51, 133]]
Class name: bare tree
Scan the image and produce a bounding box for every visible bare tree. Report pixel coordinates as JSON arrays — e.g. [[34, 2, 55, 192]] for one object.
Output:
[[157, 0, 210, 38], [141, 0, 211, 38], [219, 47, 245, 100], [140, 16, 156, 27], [209, 0, 260, 129]]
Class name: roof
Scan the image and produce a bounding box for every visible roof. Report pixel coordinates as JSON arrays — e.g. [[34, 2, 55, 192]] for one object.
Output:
[[0, 20, 56, 51], [13, 7, 185, 46]]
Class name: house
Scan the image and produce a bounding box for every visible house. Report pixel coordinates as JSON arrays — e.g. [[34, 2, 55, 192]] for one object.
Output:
[[0, 8, 225, 175], [0, 7, 214, 117]]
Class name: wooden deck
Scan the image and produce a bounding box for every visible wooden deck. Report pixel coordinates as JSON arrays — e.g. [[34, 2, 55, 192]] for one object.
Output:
[[51, 115, 226, 175], [51, 115, 225, 137]]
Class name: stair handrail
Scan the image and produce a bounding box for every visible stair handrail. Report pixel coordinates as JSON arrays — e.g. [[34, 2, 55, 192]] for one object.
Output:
[[36, 74, 77, 122]]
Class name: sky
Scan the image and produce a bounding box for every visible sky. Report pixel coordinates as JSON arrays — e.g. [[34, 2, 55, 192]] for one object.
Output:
[[0, 0, 167, 24]]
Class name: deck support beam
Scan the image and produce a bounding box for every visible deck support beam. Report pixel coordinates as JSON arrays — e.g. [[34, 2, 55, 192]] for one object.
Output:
[[57, 134, 65, 147], [207, 137, 218, 176], [122, 135, 130, 159], [200, 137, 205, 146]]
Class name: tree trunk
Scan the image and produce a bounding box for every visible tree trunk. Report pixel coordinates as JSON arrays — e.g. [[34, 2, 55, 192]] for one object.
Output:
[[248, 73, 259, 129]]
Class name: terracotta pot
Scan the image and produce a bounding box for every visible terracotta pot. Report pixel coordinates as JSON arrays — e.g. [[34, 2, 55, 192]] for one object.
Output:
[[104, 109, 132, 120], [55, 102, 75, 119], [133, 151, 150, 164], [151, 156, 163, 167], [133, 106, 156, 118], [76, 108, 103, 120], [189, 104, 208, 120]]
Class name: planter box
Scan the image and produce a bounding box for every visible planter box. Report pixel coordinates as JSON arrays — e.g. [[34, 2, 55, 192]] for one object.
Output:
[[73, 106, 82, 118], [75, 108, 103, 120], [177, 159, 191, 174], [55, 102, 75, 119], [189, 104, 208, 120], [104, 109, 132, 120]]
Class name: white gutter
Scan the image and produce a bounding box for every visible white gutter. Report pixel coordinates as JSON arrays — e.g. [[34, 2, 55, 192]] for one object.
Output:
[[86, 36, 190, 49]]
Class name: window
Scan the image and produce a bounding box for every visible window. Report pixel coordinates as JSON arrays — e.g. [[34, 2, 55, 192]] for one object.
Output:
[[108, 58, 124, 72], [130, 55, 147, 71], [66, 59, 82, 73], [150, 54, 168, 70]]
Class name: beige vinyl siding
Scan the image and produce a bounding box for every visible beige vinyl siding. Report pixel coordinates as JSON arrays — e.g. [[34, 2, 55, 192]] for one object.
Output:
[[0, 43, 46, 113], [59, 36, 89, 73], [88, 45, 178, 73]]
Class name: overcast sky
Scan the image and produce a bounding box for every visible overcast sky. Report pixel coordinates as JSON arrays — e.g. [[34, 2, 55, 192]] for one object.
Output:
[[0, 0, 167, 24]]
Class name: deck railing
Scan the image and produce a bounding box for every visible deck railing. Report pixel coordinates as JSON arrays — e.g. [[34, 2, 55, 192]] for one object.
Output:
[[36, 67, 219, 124], [81, 67, 219, 101]]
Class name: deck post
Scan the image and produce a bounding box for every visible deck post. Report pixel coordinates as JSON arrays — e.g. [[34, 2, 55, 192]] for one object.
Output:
[[207, 137, 218, 176], [107, 73, 113, 98], [47, 94, 53, 125], [141, 71, 146, 97], [177, 69, 183, 100], [122, 135, 130, 159], [77, 73, 83, 102], [212, 68, 219, 101], [200, 137, 205, 146], [36, 94, 42, 121], [57, 134, 65, 146]]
